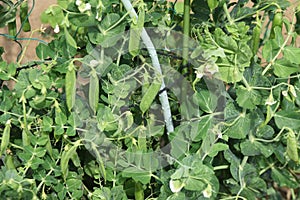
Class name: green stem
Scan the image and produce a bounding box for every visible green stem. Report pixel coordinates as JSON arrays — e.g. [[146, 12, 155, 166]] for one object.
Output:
[[233, 3, 281, 22], [223, 3, 234, 25], [242, 76, 251, 90]]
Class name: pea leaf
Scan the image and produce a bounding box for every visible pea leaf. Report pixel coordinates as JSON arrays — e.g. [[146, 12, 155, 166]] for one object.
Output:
[[194, 90, 217, 113], [207, 0, 219, 11], [271, 168, 298, 188], [273, 58, 300, 77], [283, 46, 300, 64], [122, 167, 151, 184], [225, 114, 250, 139], [236, 86, 263, 110], [274, 110, 300, 129]]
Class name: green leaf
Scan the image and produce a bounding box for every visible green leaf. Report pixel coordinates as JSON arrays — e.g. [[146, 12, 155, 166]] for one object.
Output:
[[40, 6, 64, 27], [194, 90, 217, 113], [236, 86, 263, 110], [96, 104, 118, 132], [169, 179, 184, 193], [218, 65, 243, 83], [214, 28, 238, 52], [166, 192, 186, 200], [283, 46, 300, 64], [170, 128, 189, 159], [208, 143, 229, 157], [190, 116, 212, 142], [225, 114, 250, 139], [274, 110, 300, 129], [207, 0, 219, 11], [255, 125, 274, 139], [271, 168, 298, 188], [184, 177, 206, 191], [69, 13, 97, 27], [273, 58, 300, 77], [122, 167, 151, 184], [36, 43, 56, 60], [88, 13, 125, 47], [240, 140, 273, 157], [262, 40, 279, 62]]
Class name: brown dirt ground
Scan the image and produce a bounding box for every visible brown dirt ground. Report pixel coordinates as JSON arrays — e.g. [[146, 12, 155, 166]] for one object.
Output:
[[0, 0, 56, 63]]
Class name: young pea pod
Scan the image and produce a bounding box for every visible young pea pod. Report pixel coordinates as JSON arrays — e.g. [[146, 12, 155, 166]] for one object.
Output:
[[252, 17, 261, 55], [61, 141, 80, 179], [8, 20, 17, 36], [139, 80, 161, 114], [1, 120, 11, 155], [65, 63, 76, 111], [89, 71, 99, 115], [22, 130, 30, 146], [20, 0, 31, 32], [287, 130, 298, 162], [270, 10, 283, 39]]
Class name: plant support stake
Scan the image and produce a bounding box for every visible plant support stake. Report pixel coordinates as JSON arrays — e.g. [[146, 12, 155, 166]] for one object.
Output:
[[121, 0, 174, 134]]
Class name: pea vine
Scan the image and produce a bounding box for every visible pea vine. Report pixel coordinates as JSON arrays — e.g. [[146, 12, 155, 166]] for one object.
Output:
[[0, 0, 300, 199]]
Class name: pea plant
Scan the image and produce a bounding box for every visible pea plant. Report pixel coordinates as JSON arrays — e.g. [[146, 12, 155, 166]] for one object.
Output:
[[0, 0, 300, 199]]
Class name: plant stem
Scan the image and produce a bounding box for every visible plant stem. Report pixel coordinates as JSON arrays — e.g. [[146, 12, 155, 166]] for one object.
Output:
[[121, 0, 174, 134], [223, 3, 233, 25]]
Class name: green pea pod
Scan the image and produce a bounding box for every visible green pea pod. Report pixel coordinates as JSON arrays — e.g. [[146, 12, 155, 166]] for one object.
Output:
[[139, 80, 161, 114], [20, 0, 31, 32], [22, 130, 30, 146], [64, 27, 77, 49], [65, 63, 76, 111], [45, 134, 53, 158], [89, 71, 99, 115], [252, 20, 261, 55], [287, 130, 298, 162], [61, 141, 80, 179], [270, 11, 283, 39], [135, 181, 144, 200], [1, 120, 11, 155], [8, 20, 17, 36], [296, 5, 300, 35]]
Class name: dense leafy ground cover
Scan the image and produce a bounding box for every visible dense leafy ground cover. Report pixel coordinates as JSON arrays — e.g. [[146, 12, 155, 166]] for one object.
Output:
[[0, 0, 300, 199]]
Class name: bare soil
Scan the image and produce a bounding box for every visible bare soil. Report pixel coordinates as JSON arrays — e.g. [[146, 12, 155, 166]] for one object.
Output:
[[0, 0, 56, 63]]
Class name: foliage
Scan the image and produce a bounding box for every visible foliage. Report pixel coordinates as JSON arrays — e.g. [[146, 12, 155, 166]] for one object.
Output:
[[0, 0, 300, 199]]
